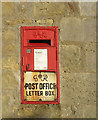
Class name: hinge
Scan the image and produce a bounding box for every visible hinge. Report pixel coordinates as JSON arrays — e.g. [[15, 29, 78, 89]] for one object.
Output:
[[22, 57, 24, 66]]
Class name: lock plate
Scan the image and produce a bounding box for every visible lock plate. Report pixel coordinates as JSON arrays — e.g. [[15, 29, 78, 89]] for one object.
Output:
[[27, 49, 31, 53]]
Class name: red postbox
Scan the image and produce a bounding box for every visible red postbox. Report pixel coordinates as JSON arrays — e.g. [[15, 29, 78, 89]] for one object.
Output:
[[21, 26, 59, 104]]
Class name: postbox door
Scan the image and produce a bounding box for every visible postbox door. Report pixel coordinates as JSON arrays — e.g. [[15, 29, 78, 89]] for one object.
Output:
[[23, 47, 56, 71]]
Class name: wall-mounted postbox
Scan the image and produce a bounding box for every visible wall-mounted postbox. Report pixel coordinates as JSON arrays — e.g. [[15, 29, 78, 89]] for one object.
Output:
[[21, 26, 59, 104]]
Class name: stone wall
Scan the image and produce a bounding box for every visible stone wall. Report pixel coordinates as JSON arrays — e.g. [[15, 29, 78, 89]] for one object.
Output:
[[2, 2, 96, 118]]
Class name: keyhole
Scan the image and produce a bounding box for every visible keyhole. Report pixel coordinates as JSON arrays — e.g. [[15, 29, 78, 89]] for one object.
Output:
[[27, 64, 29, 68]]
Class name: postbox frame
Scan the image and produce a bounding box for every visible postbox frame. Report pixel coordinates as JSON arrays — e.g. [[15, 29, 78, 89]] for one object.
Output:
[[21, 26, 60, 104]]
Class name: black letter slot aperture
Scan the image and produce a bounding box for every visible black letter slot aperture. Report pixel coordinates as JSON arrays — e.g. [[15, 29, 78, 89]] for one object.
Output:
[[29, 40, 51, 46]]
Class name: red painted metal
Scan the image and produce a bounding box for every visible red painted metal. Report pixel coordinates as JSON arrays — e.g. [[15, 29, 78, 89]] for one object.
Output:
[[21, 26, 60, 104]]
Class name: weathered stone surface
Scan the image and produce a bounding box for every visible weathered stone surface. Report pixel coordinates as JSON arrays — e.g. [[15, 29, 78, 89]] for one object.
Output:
[[2, 90, 20, 118], [0, 90, 2, 119], [97, 19, 98, 42], [6, 104, 61, 118], [2, 56, 19, 70], [97, 74, 98, 119], [33, 2, 67, 18], [14, 2, 34, 19], [61, 73, 96, 105], [79, 2, 96, 17], [0, 3, 1, 116], [2, 91, 11, 118], [27, 0, 39, 2], [2, 2, 96, 118], [1, 0, 14, 1], [60, 44, 85, 73], [35, 18, 53, 25], [60, 17, 96, 42], [2, 2, 14, 18], [60, 73, 96, 117], [2, 69, 19, 90], [60, 104, 84, 118], [83, 105, 96, 118], [83, 18, 96, 42], [33, 2, 80, 18], [59, 42, 96, 73], [97, 3, 98, 18], [19, 0, 27, 2], [17, 104, 61, 118], [2, 29, 16, 47], [3, 19, 33, 26], [2, 28, 19, 70], [85, 43, 96, 73], [60, 17, 83, 41]]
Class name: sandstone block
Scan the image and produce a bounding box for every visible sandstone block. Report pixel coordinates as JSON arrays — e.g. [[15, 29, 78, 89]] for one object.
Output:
[[2, 92, 11, 118], [60, 17, 83, 42], [14, 2, 34, 19], [60, 104, 83, 118], [97, 2, 98, 17], [97, 19, 98, 42], [2, 56, 19, 70], [33, 2, 67, 18], [17, 104, 61, 118], [85, 43, 96, 73], [3, 19, 32, 26], [83, 18, 96, 42], [60, 44, 85, 73], [60, 73, 96, 106], [2, 90, 20, 118], [83, 105, 96, 118], [60, 73, 96, 117], [60, 17, 96, 42], [35, 19, 53, 25], [79, 2, 96, 17], [2, 28, 19, 70], [2, 69, 19, 90], [2, 2, 14, 18], [0, 90, 1, 117]]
